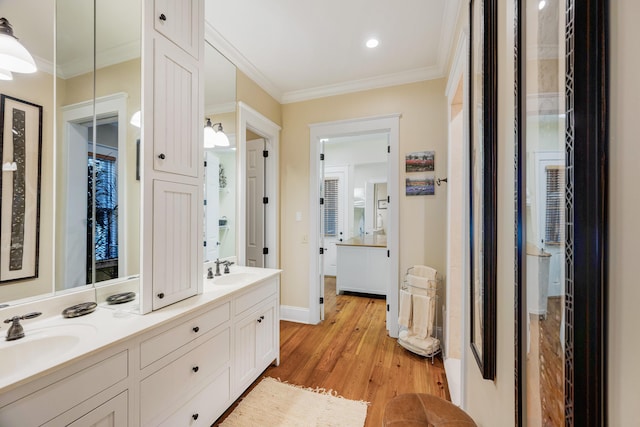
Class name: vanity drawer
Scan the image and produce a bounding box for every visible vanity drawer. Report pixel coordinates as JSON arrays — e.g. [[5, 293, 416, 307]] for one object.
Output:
[[157, 367, 231, 426], [140, 327, 230, 425], [234, 279, 278, 317], [0, 350, 128, 426], [140, 301, 230, 368]]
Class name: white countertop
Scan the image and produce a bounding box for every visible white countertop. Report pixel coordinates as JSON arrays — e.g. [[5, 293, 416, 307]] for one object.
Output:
[[0, 266, 281, 394]]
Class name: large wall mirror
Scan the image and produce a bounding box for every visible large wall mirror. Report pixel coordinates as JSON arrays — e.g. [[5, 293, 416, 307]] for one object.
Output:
[[203, 39, 237, 264], [0, 0, 141, 308], [515, 0, 608, 425]]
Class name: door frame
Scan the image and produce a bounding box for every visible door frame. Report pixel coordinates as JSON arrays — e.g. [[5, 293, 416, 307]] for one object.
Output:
[[237, 102, 280, 269], [323, 166, 349, 277], [308, 114, 400, 337]]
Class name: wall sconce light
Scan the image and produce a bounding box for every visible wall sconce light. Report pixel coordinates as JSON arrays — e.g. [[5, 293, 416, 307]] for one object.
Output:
[[204, 118, 230, 148], [0, 18, 37, 74]]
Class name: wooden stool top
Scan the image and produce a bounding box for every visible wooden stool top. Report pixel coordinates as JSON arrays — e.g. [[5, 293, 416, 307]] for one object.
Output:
[[383, 393, 477, 427]]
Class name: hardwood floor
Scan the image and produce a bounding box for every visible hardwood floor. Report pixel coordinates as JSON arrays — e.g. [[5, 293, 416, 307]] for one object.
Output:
[[214, 277, 450, 426]]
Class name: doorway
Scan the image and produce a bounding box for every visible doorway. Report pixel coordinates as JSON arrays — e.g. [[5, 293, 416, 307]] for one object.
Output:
[[308, 114, 400, 337], [237, 102, 280, 269]]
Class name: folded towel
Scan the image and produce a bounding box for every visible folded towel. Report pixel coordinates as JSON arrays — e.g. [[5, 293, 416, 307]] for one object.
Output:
[[398, 289, 413, 329], [411, 265, 437, 280], [411, 294, 435, 339]]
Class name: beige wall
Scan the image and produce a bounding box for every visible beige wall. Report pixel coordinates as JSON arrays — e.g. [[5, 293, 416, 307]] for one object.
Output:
[[461, 1, 638, 426], [236, 70, 282, 127], [462, 0, 516, 425], [0, 72, 55, 302], [609, 1, 640, 424], [280, 80, 448, 309]]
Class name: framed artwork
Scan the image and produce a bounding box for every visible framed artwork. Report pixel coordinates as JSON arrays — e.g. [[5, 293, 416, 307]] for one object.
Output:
[[377, 199, 387, 210], [405, 175, 435, 196], [469, 0, 498, 380], [0, 95, 43, 283], [405, 150, 434, 172]]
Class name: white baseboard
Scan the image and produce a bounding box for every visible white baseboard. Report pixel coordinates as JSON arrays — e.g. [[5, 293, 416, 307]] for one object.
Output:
[[444, 357, 462, 406], [280, 305, 310, 324]]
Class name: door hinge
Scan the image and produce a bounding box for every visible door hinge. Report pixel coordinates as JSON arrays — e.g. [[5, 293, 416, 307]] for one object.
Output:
[[203, 199, 207, 206], [263, 150, 269, 158], [263, 247, 269, 255], [203, 241, 206, 247], [263, 197, 269, 204], [320, 197, 324, 205], [387, 195, 390, 203], [320, 297, 324, 304], [319, 247, 324, 255], [387, 146, 390, 154], [204, 160, 207, 167], [320, 153, 325, 161], [387, 250, 390, 258], [387, 304, 390, 312]]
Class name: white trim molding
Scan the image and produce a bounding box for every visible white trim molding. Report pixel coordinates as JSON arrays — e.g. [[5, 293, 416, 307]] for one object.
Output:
[[280, 305, 310, 324]]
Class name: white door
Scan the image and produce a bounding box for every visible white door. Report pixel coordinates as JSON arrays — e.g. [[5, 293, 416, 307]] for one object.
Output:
[[204, 151, 220, 262], [323, 167, 348, 277], [246, 138, 265, 267]]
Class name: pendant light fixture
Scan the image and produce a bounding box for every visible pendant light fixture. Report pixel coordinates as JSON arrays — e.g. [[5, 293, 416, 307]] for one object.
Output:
[[204, 118, 230, 148], [0, 18, 37, 74]]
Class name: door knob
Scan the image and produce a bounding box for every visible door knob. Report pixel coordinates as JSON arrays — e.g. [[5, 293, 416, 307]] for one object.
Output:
[[192, 413, 199, 420], [157, 292, 165, 299], [158, 153, 166, 159], [159, 13, 167, 21], [192, 326, 200, 333], [192, 366, 199, 373]]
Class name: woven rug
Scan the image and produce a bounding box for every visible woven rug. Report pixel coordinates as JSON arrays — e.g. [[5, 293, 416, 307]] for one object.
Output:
[[219, 377, 369, 427]]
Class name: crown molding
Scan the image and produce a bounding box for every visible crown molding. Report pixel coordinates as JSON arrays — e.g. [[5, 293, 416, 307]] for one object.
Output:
[[437, 0, 463, 75], [57, 40, 140, 80], [281, 66, 444, 104], [204, 22, 283, 103], [205, 101, 236, 116]]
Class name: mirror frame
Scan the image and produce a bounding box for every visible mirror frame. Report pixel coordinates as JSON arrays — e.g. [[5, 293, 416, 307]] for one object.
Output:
[[515, 0, 609, 425], [468, 0, 498, 381]]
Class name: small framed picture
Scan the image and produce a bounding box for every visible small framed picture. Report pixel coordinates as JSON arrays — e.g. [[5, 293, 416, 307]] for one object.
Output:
[[405, 151, 435, 172], [405, 175, 435, 196]]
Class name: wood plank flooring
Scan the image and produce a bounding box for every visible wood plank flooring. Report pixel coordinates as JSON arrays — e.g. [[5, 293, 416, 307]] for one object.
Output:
[[214, 277, 450, 426]]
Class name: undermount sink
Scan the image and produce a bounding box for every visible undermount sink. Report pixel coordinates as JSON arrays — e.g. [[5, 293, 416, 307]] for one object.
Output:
[[213, 272, 259, 285], [0, 323, 96, 379]]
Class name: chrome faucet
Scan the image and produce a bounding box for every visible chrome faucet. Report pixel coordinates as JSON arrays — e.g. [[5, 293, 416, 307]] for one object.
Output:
[[223, 261, 234, 274], [4, 312, 42, 341], [207, 266, 214, 279], [214, 259, 223, 276]]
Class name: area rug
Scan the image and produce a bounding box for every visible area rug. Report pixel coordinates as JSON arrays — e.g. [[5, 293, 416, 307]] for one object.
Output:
[[219, 377, 369, 427]]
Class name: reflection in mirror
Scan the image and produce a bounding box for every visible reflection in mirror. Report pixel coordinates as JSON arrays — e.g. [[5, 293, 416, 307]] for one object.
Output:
[[56, 0, 141, 298], [523, 0, 566, 424], [203, 41, 237, 263], [0, 1, 56, 304]]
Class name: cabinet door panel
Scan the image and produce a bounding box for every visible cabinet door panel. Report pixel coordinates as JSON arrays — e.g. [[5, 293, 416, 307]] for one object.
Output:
[[154, 0, 200, 58], [153, 39, 199, 178], [234, 314, 258, 389], [257, 300, 277, 369], [65, 391, 128, 427], [153, 180, 199, 309]]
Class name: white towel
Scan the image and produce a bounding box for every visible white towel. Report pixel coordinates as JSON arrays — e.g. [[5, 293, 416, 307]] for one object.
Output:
[[411, 294, 434, 339], [398, 289, 413, 328], [411, 265, 437, 280]]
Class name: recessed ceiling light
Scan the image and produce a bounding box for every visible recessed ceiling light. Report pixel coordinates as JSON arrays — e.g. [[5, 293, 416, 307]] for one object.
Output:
[[538, 0, 546, 10], [366, 38, 379, 49]]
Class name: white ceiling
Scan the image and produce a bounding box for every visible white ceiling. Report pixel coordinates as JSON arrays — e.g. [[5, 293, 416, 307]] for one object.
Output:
[[204, 0, 462, 103], [3, 0, 461, 105]]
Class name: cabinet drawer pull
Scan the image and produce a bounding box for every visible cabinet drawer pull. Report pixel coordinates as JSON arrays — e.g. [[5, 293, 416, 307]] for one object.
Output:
[[192, 413, 199, 420], [157, 292, 165, 299], [192, 366, 199, 373], [257, 316, 263, 323], [159, 13, 167, 21], [158, 153, 166, 159], [192, 326, 200, 333]]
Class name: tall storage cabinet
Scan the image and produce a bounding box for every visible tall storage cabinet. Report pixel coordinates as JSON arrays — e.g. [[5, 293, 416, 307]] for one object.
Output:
[[142, 0, 205, 312]]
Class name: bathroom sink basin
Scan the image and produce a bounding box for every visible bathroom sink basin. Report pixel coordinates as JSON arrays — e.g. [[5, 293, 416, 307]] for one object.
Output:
[[0, 324, 96, 379], [213, 272, 259, 285]]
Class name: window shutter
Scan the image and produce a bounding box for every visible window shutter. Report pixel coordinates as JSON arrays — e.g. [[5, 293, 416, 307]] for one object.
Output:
[[545, 166, 565, 245], [324, 177, 339, 237]]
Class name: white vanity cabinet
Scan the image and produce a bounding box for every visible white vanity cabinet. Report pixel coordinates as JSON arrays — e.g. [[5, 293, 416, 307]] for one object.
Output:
[[233, 280, 279, 392], [0, 348, 130, 427], [138, 301, 232, 425], [142, 0, 205, 312]]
